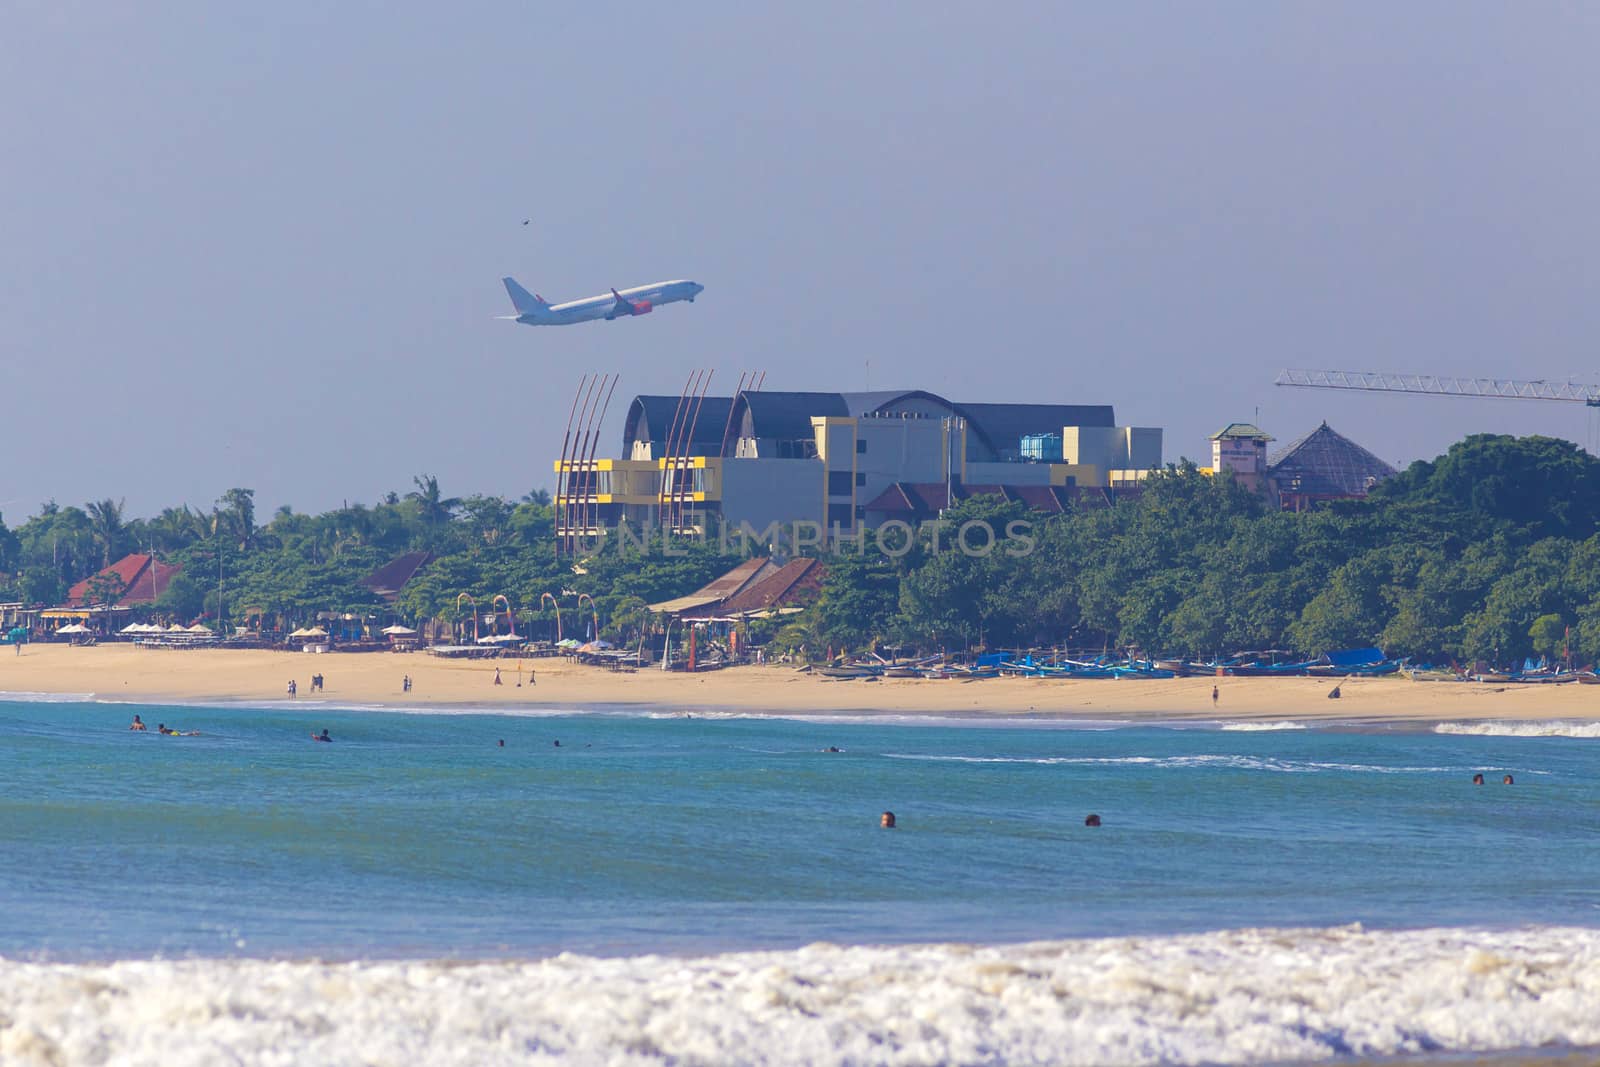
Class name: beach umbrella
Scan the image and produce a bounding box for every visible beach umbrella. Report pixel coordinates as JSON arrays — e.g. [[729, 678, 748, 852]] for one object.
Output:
[[382, 625, 417, 636], [57, 623, 89, 634], [186, 623, 213, 634], [119, 623, 144, 634]]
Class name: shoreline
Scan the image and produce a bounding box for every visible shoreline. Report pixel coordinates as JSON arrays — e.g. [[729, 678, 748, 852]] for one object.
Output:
[[3, 644, 1598, 725]]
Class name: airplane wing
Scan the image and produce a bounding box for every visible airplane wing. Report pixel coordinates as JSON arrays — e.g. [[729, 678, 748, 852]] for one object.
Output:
[[606, 287, 645, 320]]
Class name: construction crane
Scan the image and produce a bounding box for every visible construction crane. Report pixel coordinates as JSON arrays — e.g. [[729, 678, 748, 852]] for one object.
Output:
[[1276, 369, 1600, 406]]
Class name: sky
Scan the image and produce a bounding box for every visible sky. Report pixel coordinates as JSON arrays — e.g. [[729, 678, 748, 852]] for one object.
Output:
[[4, 1, 1599, 521]]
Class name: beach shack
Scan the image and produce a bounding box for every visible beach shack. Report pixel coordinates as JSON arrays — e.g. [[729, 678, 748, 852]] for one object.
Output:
[[43, 553, 182, 636]]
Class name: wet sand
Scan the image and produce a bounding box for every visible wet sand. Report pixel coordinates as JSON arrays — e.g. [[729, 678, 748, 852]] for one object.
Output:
[[2, 644, 1596, 723]]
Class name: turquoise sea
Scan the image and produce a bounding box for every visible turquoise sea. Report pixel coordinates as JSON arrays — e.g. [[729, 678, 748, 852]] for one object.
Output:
[[4, 696, 1600, 1065]]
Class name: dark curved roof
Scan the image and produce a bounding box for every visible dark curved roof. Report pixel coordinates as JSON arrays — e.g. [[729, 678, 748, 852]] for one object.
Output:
[[729, 391, 850, 445], [622, 395, 735, 456], [954, 402, 1116, 459], [841, 390, 958, 418], [708, 389, 1122, 458]]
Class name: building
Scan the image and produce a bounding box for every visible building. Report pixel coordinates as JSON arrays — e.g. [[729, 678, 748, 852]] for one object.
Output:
[[42, 553, 183, 631], [1208, 423, 1273, 491], [557, 388, 1161, 546], [1268, 421, 1397, 510], [361, 551, 436, 603]]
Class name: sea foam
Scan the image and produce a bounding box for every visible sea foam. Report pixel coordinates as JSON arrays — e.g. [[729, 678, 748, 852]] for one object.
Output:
[[1434, 720, 1600, 739], [4, 925, 1600, 1066]]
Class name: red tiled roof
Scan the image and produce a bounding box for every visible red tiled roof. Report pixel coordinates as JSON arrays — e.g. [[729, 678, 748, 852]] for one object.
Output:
[[65, 553, 181, 607], [690, 557, 775, 600], [712, 558, 826, 616]]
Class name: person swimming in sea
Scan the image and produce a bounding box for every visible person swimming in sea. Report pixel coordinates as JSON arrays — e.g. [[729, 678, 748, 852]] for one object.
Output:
[[1503, 774, 1514, 785], [1472, 773, 1485, 785], [880, 811, 896, 829], [312, 728, 332, 743], [1085, 813, 1102, 827], [129, 715, 147, 731]]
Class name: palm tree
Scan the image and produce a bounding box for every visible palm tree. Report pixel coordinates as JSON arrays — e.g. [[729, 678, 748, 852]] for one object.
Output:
[[85, 498, 126, 568], [217, 488, 257, 551], [407, 475, 461, 533], [523, 488, 553, 507]]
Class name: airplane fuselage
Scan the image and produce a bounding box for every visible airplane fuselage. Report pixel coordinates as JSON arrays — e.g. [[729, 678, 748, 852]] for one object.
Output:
[[502, 277, 703, 326]]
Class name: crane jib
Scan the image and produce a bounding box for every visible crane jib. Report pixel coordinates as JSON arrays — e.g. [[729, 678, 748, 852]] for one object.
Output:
[[1275, 368, 1600, 407]]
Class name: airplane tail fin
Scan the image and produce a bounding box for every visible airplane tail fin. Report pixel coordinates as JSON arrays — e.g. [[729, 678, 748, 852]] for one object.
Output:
[[502, 277, 550, 317]]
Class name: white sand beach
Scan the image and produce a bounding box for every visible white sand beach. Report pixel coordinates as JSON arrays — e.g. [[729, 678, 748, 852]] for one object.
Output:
[[2, 643, 1595, 723]]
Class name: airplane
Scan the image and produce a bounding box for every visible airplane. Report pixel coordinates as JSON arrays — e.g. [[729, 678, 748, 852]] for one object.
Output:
[[500, 276, 704, 326]]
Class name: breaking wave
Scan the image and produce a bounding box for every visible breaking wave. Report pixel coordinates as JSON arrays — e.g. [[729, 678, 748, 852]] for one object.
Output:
[[4, 925, 1599, 1066], [883, 752, 1457, 774], [1433, 720, 1600, 739]]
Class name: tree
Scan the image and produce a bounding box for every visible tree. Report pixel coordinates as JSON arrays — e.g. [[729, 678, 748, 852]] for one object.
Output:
[[155, 571, 206, 622], [0, 515, 19, 578], [407, 475, 461, 534], [812, 555, 899, 652], [1374, 434, 1600, 540], [1528, 614, 1566, 661], [217, 489, 257, 550], [85, 498, 127, 568]]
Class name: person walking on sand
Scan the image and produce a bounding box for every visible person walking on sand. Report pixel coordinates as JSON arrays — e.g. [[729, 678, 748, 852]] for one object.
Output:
[[1211, 685, 1219, 708], [494, 667, 502, 686]]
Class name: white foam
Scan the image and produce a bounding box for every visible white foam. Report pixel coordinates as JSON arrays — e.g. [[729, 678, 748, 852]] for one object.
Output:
[[883, 752, 1458, 774], [0, 691, 96, 704], [5, 925, 1600, 1065], [1219, 720, 1309, 732], [1434, 720, 1600, 739]]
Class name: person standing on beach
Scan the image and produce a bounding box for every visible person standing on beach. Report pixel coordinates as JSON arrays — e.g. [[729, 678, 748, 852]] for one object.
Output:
[[494, 667, 502, 686], [287, 679, 297, 697], [1211, 685, 1219, 707]]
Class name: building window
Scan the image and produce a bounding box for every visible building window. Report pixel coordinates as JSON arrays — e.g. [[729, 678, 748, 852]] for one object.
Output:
[[827, 503, 853, 528], [856, 440, 867, 454], [855, 472, 866, 486], [827, 471, 853, 496], [854, 505, 865, 519]]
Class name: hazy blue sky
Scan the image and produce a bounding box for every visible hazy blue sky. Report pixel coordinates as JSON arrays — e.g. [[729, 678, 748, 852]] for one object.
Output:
[[5, 2, 1598, 520]]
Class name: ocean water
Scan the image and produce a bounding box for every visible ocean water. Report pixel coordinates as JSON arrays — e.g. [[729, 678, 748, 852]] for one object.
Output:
[[3, 697, 1600, 1065]]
